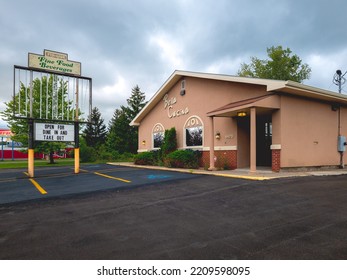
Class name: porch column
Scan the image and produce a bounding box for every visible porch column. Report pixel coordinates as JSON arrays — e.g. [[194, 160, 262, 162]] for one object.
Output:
[[250, 107, 257, 173], [208, 116, 216, 170]]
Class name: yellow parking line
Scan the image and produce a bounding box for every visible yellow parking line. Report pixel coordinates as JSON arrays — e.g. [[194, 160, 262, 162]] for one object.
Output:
[[79, 169, 89, 173], [94, 172, 131, 183], [29, 178, 48, 195]]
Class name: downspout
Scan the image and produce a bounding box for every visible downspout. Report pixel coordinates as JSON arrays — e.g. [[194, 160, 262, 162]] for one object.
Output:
[[208, 116, 216, 170], [338, 107, 344, 168]]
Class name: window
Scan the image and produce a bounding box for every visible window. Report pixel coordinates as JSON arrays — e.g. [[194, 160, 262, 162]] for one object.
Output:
[[184, 116, 203, 147], [152, 123, 165, 149]]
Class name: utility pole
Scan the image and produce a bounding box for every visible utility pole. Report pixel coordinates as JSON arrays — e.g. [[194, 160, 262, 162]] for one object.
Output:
[[333, 69, 347, 94]]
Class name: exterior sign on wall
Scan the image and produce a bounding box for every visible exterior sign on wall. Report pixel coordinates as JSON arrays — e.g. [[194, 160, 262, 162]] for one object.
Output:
[[28, 49, 81, 76], [34, 123, 75, 142], [163, 94, 189, 118]]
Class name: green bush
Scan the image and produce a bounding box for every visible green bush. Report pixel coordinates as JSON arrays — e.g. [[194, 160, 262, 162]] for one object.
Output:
[[110, 151, 134, 162], [161, 127, 177, 157], [80, 142, 97, 163], [164, 149, 200, 169], [134, 151, 157, 165]]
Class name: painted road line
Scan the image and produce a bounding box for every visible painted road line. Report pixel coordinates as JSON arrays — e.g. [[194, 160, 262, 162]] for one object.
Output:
[[29, 178, 48, 195], [94, 172, 131, 183], [79, 168, 89, 173]]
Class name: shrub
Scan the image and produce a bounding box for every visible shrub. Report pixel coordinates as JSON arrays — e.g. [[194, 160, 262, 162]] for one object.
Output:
[[134, 151, 157, 165], [161, 127, 177, 157], [109, 151, 134, 162], [164, 149, 200, 169], [80, 144, 97, 163], [97, 144, 113, 161]]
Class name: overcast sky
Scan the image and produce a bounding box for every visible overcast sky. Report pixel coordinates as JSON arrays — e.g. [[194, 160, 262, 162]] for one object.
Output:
[[1, 0, 347, 128]]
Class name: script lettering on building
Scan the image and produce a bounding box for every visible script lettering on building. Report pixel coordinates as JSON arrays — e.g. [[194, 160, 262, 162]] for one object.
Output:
[[163, 94, 189, 119]]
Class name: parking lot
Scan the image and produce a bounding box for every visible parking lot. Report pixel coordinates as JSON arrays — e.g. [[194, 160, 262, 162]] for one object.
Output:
[[0, 164, 347, 259], [0, 164, 199, 205]]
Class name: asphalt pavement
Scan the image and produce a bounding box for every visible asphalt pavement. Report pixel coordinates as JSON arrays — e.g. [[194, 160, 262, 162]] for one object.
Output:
[[0, 164, 346, 260], [0, 164, 199, 205]]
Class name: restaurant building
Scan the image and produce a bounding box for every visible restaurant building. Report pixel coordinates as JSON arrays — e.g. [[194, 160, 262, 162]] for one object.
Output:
[[130, 70, 347, 172]]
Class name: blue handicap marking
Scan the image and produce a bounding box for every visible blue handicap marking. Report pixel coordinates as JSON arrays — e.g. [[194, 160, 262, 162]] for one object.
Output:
[[147, 174, 172, 180]]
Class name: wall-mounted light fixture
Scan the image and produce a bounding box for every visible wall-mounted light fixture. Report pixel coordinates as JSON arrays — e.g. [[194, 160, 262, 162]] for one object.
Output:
[[142, 140, 146, 146], [237, 111, 247, 117], [215, 132, 221, 140]]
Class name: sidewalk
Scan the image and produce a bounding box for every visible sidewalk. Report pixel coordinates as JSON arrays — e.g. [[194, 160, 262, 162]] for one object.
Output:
[[107, 162, 347, 181]]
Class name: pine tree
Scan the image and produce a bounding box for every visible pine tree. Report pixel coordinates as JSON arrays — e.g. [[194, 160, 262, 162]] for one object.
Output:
[[83, 107, 107, 147], [107, 85, 147, 154], [127, 85, 147, 118], [126, 85, 147, 153], [107, 108, 130, 154]]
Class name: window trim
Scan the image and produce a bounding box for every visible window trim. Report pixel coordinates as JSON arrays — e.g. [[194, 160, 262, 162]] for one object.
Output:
[[183, 115, 204, 149], [152, 123, 165, 149]]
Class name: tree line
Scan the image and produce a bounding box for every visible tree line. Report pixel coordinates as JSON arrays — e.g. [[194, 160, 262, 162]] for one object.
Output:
[[1, 45, 311, 163], [81, 85, 146, 162], [82, 45, 311, 162], [1, 79, 146, 163]]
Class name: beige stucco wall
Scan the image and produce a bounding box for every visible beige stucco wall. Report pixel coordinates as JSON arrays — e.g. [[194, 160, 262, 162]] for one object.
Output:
[[279, 95, 347, 167], [137, 75, 347, 169], [138, 77, 268, 152]]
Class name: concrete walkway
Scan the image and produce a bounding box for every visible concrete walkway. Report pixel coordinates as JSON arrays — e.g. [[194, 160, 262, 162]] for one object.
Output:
[[108, 162, 347, 181]]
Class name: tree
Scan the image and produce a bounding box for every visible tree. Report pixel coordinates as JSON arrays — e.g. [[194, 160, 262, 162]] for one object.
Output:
[[82, 107, 107, 148], [124, 85, 147, 153], [107, 85, 147, 154], [107, 108, 130, 154], [1, 75, 74, 163], [161, 127, 177, 157], [237, 46, 311, 83]]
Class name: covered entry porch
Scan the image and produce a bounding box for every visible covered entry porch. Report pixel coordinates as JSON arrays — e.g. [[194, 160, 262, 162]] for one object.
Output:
[[207, 94, 281, 173]]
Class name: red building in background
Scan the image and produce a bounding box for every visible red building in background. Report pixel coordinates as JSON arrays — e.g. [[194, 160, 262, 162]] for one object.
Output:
[[0, 128, 27, 159], [0, 128, 71, 160]]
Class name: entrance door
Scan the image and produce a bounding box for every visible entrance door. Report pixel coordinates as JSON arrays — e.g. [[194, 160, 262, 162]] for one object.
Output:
[[256, 115, 272, 166], [237, 117, 250, 168], [237, 114, 272, 168]]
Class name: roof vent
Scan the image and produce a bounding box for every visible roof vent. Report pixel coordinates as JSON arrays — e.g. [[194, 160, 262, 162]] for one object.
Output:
[[180, 79, 186, 96]]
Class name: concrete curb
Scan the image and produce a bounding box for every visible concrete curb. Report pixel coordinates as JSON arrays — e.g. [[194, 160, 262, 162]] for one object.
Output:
[[107, 162, 344, 181], [108, 162, 272, 181]]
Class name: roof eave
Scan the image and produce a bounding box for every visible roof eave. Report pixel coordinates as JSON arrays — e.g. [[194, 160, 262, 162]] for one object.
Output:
[[130, 70, 285, 126], [272, 81, 347, 104], [130, 70, 185, 126]]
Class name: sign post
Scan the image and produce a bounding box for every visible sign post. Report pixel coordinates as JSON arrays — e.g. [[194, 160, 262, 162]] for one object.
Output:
[[13, 49, 92, 178], [28, 118, 34, 177], [74, 78, 80, 174]]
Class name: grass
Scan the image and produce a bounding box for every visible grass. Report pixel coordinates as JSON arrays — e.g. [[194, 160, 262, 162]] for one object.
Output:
[[0, 155, 134, 169], [0, 158, 76, 169]]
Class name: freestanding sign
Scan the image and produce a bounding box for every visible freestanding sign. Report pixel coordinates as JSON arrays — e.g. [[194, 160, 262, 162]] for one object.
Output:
[[28, 49, 81, 76], [34, 123, 75, 142], [13, 49, 92, 177]]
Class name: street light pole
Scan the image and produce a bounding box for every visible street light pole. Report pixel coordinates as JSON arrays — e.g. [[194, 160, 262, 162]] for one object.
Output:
[[333, 69, 347, 94]]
